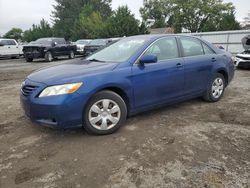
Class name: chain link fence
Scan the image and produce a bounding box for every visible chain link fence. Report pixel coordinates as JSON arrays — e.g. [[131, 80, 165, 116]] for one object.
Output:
[[190, 30, 250, 54]]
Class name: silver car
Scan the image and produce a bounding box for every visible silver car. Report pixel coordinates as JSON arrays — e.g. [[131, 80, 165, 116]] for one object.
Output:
[[75, 39, 92, 55]]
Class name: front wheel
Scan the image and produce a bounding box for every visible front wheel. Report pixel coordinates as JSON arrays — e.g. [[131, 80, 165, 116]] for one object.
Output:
[[203, 73, 225, 102], [69, 50, 75, 59], [25, 56, 33, 62], [83, 90, 127, 135], [45, 51, 53, 62]]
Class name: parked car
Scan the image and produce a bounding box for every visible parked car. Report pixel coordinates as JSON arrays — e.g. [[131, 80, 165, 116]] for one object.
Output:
[[20, 35, 235, 135], [83, 39, 109, 56], [233, 35, 250, 68], [0, 38, 23, 58], [22, 38, 77, 62], [75, 39, 92, 55]]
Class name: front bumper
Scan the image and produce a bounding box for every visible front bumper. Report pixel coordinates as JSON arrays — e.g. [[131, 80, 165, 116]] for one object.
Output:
[[76, 49, 84, 55], [24, 52, 44, 59], [234, 57, 250, 68], [20, 79, 88, 129]]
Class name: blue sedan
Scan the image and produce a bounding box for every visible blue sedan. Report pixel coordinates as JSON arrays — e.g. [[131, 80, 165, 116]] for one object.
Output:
[[20, 35, 235, 135]]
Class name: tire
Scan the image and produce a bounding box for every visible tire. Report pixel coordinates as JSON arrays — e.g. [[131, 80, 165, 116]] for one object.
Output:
[[25, 57, 33, 62], [69, 50, 75, 59], [203, 73, 225, 102], [45, 51, 53, 62], [83, 90, 127, 135]]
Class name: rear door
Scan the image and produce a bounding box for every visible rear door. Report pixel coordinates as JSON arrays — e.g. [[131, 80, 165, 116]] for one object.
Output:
[[0, 40, 11, 55], [179, 37, 215, 95], [132, 37, 185, 108]]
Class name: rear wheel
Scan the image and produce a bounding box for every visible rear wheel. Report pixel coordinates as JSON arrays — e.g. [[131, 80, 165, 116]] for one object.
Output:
[[45, 51, 53, 62], [83, 90, 127, 135], [203, 73, 225, 102], [69, 50, 75, 59]]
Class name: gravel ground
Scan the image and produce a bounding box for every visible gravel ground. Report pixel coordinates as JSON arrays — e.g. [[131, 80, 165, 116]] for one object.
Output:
[[0, 58, 249, 188]]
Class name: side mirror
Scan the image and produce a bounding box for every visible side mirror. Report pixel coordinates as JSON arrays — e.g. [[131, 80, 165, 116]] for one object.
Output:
[[52, 42, 57, 46], [139, 55, 158, 65]]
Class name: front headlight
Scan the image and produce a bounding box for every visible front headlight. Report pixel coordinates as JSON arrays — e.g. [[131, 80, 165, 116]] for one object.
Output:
[[39, 82, 82, 97]]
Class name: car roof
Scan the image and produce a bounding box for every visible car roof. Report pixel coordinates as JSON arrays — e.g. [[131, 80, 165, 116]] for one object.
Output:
[[77, 39, 92, 41], [0, 38, 15, 40], [126, 34, 201, 40], [37, 37, 64, 40], [123, 34, 222, 54]]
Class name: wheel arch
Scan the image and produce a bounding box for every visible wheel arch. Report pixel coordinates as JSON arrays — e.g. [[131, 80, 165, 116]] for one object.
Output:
[[82, 83, 132, 120], [217, 69, 228, 86], [95, 86, 131, 114]]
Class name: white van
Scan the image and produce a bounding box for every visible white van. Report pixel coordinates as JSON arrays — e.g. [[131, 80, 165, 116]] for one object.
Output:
[[0, 38, 23, 58]]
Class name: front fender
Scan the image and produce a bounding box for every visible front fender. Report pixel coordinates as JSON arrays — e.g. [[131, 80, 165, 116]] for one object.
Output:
[[76, 66, 134, 109]]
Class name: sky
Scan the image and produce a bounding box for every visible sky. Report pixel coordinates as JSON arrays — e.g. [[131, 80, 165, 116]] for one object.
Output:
[[0, 0, 249, 35]]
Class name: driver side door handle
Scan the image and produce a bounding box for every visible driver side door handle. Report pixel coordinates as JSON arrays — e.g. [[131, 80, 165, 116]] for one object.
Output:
[[176, 63, 183, 68]]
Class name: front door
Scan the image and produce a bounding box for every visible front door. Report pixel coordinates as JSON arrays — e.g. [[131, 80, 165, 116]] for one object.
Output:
[[132, 37, 185, 108]]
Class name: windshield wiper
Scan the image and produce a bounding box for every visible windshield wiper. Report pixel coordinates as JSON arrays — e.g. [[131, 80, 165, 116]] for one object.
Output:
[[88, 58, 105, 62]]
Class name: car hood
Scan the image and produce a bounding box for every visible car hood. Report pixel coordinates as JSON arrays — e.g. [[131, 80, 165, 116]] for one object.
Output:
[[27, 59, 118, 85], [76, 44, 86, 47], [236, 52, 250, 59], [242, 35, 250, 50], [85, 45, 104, 48]]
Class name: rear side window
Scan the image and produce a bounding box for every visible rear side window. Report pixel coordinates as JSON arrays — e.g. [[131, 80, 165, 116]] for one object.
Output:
[[7, 40, 16, 45], [144, 37, 179, 61], [180, 37, 204, 57], [202, 43, 215, 55]]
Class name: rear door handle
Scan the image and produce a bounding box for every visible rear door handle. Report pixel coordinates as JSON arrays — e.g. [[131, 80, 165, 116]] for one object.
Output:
[[211, 57, 216, 62], [176, 63, 183, 68]]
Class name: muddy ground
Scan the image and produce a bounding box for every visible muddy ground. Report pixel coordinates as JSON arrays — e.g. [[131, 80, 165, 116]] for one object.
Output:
[[0, 58, 249, 188]]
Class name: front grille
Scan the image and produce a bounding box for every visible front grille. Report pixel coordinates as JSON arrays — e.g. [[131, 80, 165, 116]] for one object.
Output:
[[21, 85, 38, 96], [24, 47, 41, 53]]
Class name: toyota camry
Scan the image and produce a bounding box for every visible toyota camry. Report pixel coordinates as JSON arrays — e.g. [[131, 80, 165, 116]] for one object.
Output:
[[20, 35, 235, 135]]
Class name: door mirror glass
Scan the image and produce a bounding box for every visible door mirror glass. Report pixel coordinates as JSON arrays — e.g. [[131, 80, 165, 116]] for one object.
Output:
[[139, 55, 157, 64]]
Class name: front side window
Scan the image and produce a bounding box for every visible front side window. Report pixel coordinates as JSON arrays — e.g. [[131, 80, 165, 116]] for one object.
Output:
[[7, 40, 16, 45], [180, 37, 204, 57], [202, 43, 215, 55], [33, 38, 52, 45], [144, 37, 179, 61], [89, 39, 107, 46]]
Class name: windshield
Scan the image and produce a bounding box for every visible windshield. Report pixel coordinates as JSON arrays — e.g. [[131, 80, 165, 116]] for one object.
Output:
[[86, 37, 147, 63], [76, 40, 90, 45], [32, 38, 53, 45], [89, 39, 107, 46]]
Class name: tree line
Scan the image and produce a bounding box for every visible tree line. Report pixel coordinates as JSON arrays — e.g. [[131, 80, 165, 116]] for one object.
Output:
[[3, 0, 243, 42]]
